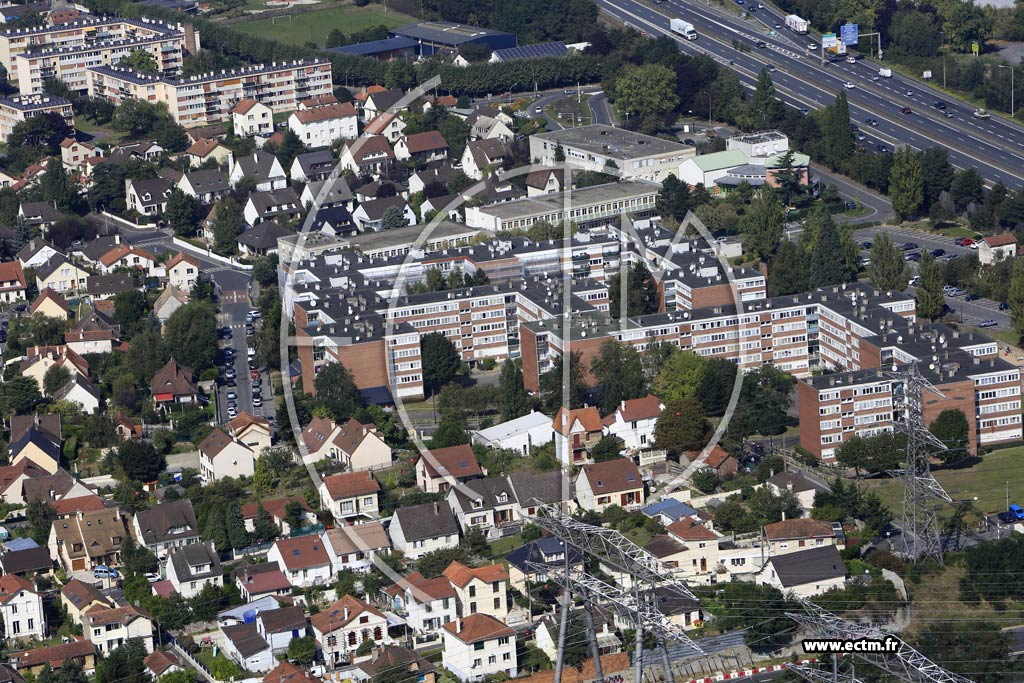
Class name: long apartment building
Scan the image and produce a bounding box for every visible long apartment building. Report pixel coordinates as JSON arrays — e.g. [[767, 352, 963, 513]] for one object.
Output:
[[86, 59, 332, 127], [0, 16, 198, 92], [0, 93, 73, 143]]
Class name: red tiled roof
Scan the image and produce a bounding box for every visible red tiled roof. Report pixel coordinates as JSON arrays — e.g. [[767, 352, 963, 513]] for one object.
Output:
[[292, 102, 357, 124], [614, 395, 663, 421], [443, 561, 507, 587], [241, 495, 311, 522], [272, 535, 330, 570], [579, 459, 643, 494], [667, 516, 718, 542], [553, 407, 602, 436], [983, 233, 1017, 247], [403, 130, 448, 154], [310, 594, 384, 633], [419, 445, 482, 480], [238, 569, 291, 595], [442, 613, 514, 643], [763, 518, 834, 540], [0, 261, 26, 290], [322, 470, 380, 499], [99, 244, 155, 268], [187, 138, 224, 158], [232, 99, 262, 115], [30, 287, 67, 314]]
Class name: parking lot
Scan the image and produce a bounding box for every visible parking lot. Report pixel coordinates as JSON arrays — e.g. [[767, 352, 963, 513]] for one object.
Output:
[[215, 291, 273, 425]]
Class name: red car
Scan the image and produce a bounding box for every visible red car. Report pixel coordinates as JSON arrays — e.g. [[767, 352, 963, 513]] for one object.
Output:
[[250, 370, 260, 381], [955, 237, 974, 247]]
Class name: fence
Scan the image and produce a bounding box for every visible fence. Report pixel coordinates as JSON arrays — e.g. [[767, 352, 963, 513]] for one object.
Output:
[[171, 236, 254, 271]]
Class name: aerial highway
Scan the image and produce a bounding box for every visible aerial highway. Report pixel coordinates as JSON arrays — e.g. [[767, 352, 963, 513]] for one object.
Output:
[[595, 0, 1024, 188]]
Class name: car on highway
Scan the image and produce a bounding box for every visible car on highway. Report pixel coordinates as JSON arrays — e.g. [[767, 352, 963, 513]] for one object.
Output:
[[900, 242, 918, 250], [843, 81, 856, 89], [901, 107, 913, 114], [807, 43, 817, 50], [979, 319, 998, 328], [905, 253, 921, 262], [931, 249, 945, 257], [973, 108, 991, 119], [933, 101, 947, 110], [877, 143, 888, 153], [767, 64, 777, 72], [774, 22, 782, 29], [904, 90, 914, 97], [756, 40, 766, 48], [799, 107, 809, 115], [846, 55, 857, 64], [865, 117, 878, 126], [857, 132, 866, 141]]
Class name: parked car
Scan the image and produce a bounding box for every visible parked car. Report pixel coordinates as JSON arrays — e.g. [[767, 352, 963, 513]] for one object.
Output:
[[860, 241, 873, 249], [949, 288, 967, 296], [965, 293, 980, 301], [930, 249, 945, 257], [999, 302, 1010, 310], [94, 566, 120, 579], [978, 319, 998, 328], [901, 242, 919, 250], [908, 276, 921, 286], [227, 391, 237, 401], [904, 252, 921, 262]]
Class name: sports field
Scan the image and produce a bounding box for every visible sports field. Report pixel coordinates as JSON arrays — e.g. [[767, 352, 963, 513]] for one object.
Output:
[[233, 4, 415, 46]]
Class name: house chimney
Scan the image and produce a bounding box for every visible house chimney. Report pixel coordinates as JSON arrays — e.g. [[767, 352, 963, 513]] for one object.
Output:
[[457, 619, 464, 633]]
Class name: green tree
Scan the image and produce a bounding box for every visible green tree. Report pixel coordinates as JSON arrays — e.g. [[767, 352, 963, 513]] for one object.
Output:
[[26, 498, 55, 545], [1, 375, 41, 415], [119, 49, 158, 73], [381, 205, 409, 230], [653, 350, 705, 403], [656, 174, 691, 222], [252, 254, 279, 287], [868, 233, 909, 292], [591, 341, 646, 414], [37, 158, 76, 212], [112, 99, 158, 139], [224, 500, 249, 549], [728, 365, 793, 438], [819, 91, 854, 170], [768, 239, 808, 296], [809, 211, 848, 288], [384, 60, 416, 90], [609, 261, 659, 319], [950, 168, 985, 210], [929, 409, 969, 463], [691, 467, 720, 494], [421, 332, 461, 397], [742, 189, 785, 261], [889, 8, 943, 57], [429, 414, 470, 448], [499, 359, 529, 421], [1010, 257, 1024, 337], [771, 148, 803, 206], [43, 363, 71, 396], [698, 358, 737, 416], [211, 197, 244, 255], [288, 636, 318, 665], [539, 350, 586, 411], [749, 67, 785, 130], [916, 252, 947, 320], [313, 362, 361, 421], [189, 582, 223, 622], [920, 147, 954, 209], [113, 289, 152, 340], [164, 189, 202, 237], [889, 147, 924, 221], [654, 397, 709, 455], [162, 300, 218, 371], [8, 112, 71, 160], [38, 659, 88, 683], [114, 441, 167, 483], [95, 639, 149, 683], [613, 63, 680, 124], [591, 435, 624, 462]]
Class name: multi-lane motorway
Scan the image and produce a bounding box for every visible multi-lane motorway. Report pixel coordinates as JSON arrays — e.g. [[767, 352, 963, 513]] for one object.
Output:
[[596, 0, 1024, 188]]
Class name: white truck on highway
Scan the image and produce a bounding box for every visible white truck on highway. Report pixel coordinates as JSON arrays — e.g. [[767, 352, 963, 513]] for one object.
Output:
[[785, 14, 808, 33], [671, 18, 698, 40], [878, 67, 892, 78]]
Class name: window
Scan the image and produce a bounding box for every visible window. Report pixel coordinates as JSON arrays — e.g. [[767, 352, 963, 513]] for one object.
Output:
[[474, 642, 485, 651], [503, 653, 511, 661], [492, 581, 500, 592], [470, 602, 477, 613], [469, 586, 476, 598], [473, 659, 482, 668], [27, 619, 33, 630], [488, 656, 497, 665]]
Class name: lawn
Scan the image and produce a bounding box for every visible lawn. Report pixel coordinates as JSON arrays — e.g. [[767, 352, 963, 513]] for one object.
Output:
[[863, 445, 1024, 519], [232, 4, 416, 47]]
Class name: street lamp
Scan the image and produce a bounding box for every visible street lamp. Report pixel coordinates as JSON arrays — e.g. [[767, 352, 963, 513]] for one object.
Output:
[[997, 64, 1016, 116]]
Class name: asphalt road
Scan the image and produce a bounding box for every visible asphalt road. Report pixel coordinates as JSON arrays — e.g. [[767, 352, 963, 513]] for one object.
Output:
[[596, 0, 1024, 187]]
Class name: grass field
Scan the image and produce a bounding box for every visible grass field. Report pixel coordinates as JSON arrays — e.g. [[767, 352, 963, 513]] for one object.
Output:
[[233, 4, 416, 46], [863, 446, 1024, 518]]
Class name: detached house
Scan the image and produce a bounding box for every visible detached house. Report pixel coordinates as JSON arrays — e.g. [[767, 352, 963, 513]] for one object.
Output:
[[505, 537, 582, 593], [351, 196, 415, 231], [762, 518, 843, 558], [244, 187, 303, 227], [230, 151, 287, 192], [96, 244, 157, 276], [185, 138, 232, 169], [0, 261, 27, 302], [446, 477, 519, 535], [318, 471, 380, 521], [199, 428, 257, 481], [322, 521, 391, 574], [386, 572, 456, 639], [461, 139, 508, 180], [17, 238, 61, 269], [241, 496, 315, 536], [416, 445, 483, 493], [227, 412, 272, 453], [312, 595, 390, 667], [267, 536, 332, 589], [125, 178, 173, 216], [339, 136, 394, 178], [132, 499, 200, 560], [0, 575, 44, 642], [755, 545, 846, 598], [441, 614, 517, 682], [60, 138, 102, 171], [575, 459, 645, 513], [232, 100, 273, 137], [390, 501, 460, 560], [82, 605, 153, 655], [288, 103, 358, 148], [30, 288, 68, 320], [363, 112, 406, 143], [35, 254, 87, 294], [178, 169, 231, 204], [979, 233, 1018, 265], [166, 253, 201, 292], [643, 516, 721, 586], [394, 131, 449, 164], [299, 417, 391, 469], [48, 508, 128, 572], [290, 150, 337, 184], [256, 606, 308, 655], [602, 395, 664, 451], [237, 220, 292, 257], [552, 406, 603, 466], [166, 542, 222, 598], [150, 359, 197, 408], [442, 561, 509, 622], [361, 89, 405, 121]]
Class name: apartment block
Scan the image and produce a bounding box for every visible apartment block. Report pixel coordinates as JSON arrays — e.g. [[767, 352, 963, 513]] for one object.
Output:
[[0, 93, 73, 143], [0, 16, 197, 91], [86, 59, 332, 127]]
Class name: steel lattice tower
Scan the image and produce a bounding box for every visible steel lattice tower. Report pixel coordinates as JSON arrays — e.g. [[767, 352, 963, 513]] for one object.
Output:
[[885, 362, 954, 563]]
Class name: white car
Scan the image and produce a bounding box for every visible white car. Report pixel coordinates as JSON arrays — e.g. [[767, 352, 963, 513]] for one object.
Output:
[[227, 391, 237, 401], [807, 43, 818, 50], [846, 56, 856, 64], [843, 82, 856, 89], [909, 276, 921, 286], [969, 242, 980, 249]]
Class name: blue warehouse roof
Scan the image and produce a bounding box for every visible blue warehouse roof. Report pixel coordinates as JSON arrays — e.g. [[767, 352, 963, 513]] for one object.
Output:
[[491, 41, 567, 61], [328, 36, 418, 56]]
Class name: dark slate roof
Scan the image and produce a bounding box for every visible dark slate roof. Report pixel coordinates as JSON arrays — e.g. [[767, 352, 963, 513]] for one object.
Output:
[[10, 428, 60, 466], [258, 605, 306, 634], [449, 476, 517, 514], [767, 545, 846, 588], [134, 499, 199, 545], [491, 42, 567, 61], [308, 205, 353, 232], [394, 500, 458, 542], [507, 470, 573, 506], [87, 273, 136, 297], [182, 169, 230, 196], [505, 537, 582, 573], [328, 36, 418, 56], [238, 220, 293, 250], [223, 623, 269, 658], [169, 542, 221, 581], [0, 546, 52, 574]]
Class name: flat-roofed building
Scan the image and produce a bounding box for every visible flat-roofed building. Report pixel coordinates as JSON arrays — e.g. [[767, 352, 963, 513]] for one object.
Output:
[[0, 94, 73, 142]]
